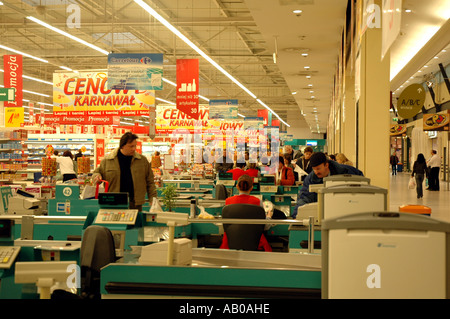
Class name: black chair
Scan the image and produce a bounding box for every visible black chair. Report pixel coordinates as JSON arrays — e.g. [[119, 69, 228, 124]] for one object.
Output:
[[215, 183, 228, 200], [51, 225, 116, 300], [272, 208, 287, 219], [222, 204, 266, 251]]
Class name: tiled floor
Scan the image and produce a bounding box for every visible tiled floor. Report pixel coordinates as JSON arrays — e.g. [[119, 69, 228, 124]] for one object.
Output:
[[388, 171, 450, 222]]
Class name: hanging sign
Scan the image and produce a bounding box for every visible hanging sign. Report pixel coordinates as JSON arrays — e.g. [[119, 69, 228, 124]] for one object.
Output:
[[107, 53, 163, 90], [176, 59, 199, 119], [397, 83, 425, 119], [4, 107, 24, 127], [53, 71, 155, 116], [3, 55, 23, 107], [209, 99, 238, 119], [389, 124, 406, 136], [381, 0, 402, 60], [258, 109, 272, 127], [423, 112, 449, 131]]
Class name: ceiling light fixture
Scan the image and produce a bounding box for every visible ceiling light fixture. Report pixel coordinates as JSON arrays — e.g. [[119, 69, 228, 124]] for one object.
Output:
[[155, 97, 175, 105], [134, 0, 289, 127], [26, 16, 110, 55], [293, 9, 302, 14]]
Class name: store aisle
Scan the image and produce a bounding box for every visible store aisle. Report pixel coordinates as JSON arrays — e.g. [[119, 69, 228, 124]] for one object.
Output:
[[389, 172, 450, 222]]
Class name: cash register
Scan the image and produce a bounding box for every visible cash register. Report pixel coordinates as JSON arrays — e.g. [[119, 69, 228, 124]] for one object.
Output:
[[8, 189, 44, 215], [85, 193, 140, 257]]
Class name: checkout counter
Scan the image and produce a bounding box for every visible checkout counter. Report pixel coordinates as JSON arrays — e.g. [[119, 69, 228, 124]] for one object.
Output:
[[3, 173, 443, 299], [101, 211, 321, 299]]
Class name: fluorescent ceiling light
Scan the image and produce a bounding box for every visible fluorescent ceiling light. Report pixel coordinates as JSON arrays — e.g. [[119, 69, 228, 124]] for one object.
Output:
[[134, 0, 288, 126], [22, 89, 50, 97], [256, 99, 290, 127], [156, 97, 175, 105], [134, 0, 257, 99], [27, 16, 110, 55], [238, 113, 245, 118], [0, 44, 48, 63]]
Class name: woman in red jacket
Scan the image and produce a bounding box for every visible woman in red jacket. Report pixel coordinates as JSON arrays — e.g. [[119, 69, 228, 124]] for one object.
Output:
[[244, 162, 259, 178], [221, 174, 272, 251], [226, 162, 246, 180], [278, 155, 295, 185]]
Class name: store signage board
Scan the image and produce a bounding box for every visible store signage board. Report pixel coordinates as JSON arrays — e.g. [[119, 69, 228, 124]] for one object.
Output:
[[397, 83, 425, 119], [156, 104, 243, 134], [53, 71, 155, 115], [423, 111, 449, 131], [209, 99, 239, 119], [107, 53, 163, 91], [4, 107, 24, 127], [149, 109, 156, 139], [3, 55, 23, 107], [176, 59, 199, 119], [389, 124, 406, 136], [381, 0, 402, 60], [0, 88, 16, 101], [258, 109, 272, 127]]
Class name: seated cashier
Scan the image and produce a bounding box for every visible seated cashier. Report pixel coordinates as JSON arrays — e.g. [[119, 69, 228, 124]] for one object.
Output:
[[227, 162, 247, 181], [244, 162, 259, 178], [292, 152, 364, 218], [221, 174, 272, 251]]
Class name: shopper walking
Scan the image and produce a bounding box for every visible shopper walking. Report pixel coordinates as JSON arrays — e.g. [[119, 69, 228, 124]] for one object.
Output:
[[390, 153, 399, 175], [92, 132, 157, 211], [412, 153, 427, 199], [427, 150, 441, 191]]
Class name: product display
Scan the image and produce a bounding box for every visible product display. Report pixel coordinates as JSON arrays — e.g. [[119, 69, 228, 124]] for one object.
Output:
[[42, 157, 57, 176], [77, 157, 91, 174]]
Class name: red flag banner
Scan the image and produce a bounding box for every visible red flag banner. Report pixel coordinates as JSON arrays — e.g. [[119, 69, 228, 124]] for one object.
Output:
[[3, 55, 23, 107], [176, 59, 199, 119]]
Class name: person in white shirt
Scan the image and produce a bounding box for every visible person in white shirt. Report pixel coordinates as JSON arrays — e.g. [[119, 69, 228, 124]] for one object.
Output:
[[55, 151, 77, 182], [426, 150, 441, 191]]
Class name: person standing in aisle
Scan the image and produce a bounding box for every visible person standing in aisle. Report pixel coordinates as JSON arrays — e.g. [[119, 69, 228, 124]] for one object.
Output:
[[54, 150, 77, 182], [295, 146, 313, 181], [92, 132, 157, 211], [412, 153, 427, 199], [390, 152, 399, 175], [427, 150, 441, 191]]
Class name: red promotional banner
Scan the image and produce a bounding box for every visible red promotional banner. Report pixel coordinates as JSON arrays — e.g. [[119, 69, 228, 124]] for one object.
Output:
[[176, 59, 199, 119], [36, 114, 119, 125], [258, 109, 272, 127], [272, 119, 280, 127], [3, 55, 23, 107], [136, 141, 142, 154], [96, 138, 105, 165]]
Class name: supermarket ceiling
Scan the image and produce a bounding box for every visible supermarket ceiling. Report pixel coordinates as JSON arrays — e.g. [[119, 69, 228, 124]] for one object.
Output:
[[0, 0, 449, 134]]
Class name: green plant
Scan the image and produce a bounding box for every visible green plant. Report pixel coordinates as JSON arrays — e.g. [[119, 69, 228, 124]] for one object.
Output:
[[161, 184, 177, 211]]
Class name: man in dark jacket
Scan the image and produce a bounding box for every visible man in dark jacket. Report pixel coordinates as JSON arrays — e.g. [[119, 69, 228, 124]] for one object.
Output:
[[292, 152, 364, 218]]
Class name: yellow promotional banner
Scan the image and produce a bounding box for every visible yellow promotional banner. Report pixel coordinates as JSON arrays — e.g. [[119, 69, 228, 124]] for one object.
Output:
[[156, 104, 244, 134], [53, 71, 155, 116], [4, 107, 24, 127]]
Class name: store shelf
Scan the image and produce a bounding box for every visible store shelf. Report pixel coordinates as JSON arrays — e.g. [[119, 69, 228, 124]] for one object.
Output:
[[0, 129, 28, 184]]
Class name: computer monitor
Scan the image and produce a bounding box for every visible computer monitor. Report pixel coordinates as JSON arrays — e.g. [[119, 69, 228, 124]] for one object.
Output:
[[98, 192, 129, 207], [17, 189, 35, 198], [219, 172, 233, 180]]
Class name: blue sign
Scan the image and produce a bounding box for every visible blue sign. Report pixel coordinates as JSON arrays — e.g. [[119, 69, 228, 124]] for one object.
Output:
[[107, 53, 163, 90], [209, 99, 239, 119]]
